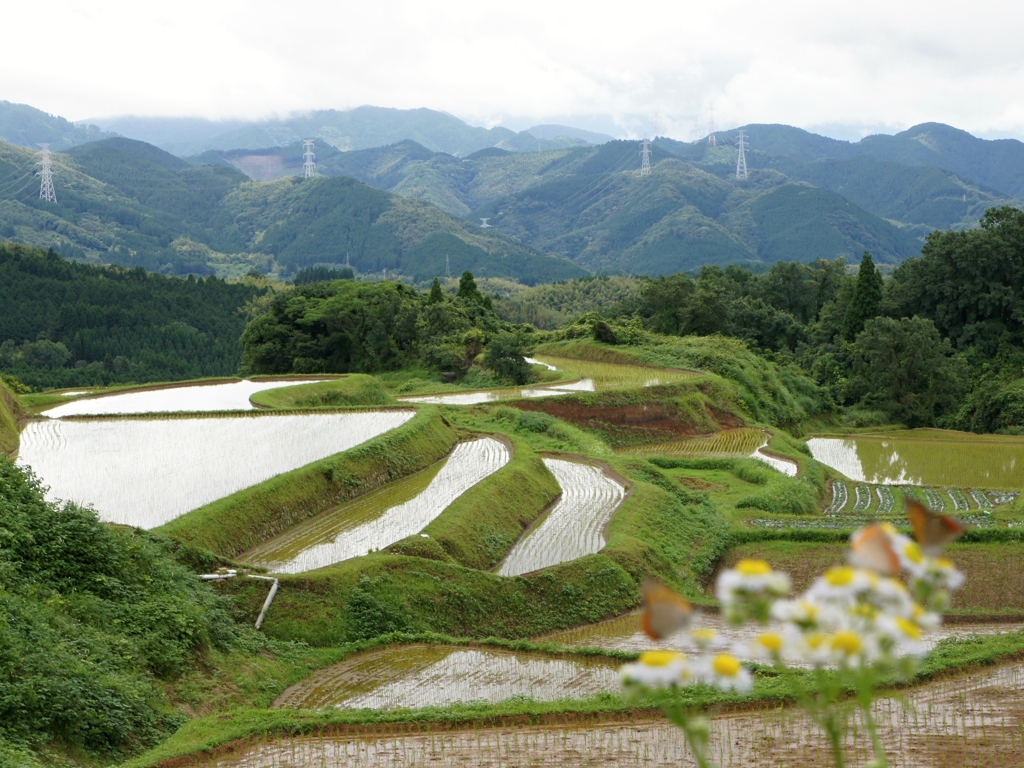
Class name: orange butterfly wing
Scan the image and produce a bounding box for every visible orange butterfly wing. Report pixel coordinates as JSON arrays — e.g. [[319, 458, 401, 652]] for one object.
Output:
[[640, 579, 693, 640], [907, 497, 966, 554], [849, 523, 900, 576]]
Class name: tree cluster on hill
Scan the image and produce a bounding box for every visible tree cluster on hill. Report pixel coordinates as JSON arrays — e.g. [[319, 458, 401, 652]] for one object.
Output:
[[0, 243, 265, 389], [240, 271, 536, 384]]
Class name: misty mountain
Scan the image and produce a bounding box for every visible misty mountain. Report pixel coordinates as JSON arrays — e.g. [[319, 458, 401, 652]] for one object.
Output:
[[0, 101, 113, 151], [93, 106, 608, 158], [0, 137, 583, 284]]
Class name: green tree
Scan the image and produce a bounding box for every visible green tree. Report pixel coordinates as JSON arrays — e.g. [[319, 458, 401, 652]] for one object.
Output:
[[483, 330, 532, 384], [457, 270, 484, 304], [845, 316, 968, 427], [842, 251, 884, 342], [427, 277, 445, 304]]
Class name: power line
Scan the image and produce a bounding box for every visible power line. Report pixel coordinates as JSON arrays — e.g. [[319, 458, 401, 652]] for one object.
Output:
[[639, 139, 652, 177], [302, 140, 316, 178], [37, 144, 56, 202], [735, 130, 748, 180]]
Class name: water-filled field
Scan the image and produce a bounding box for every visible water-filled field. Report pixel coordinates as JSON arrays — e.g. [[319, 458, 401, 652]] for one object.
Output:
[[807, 433, 1024, 489], [497, 458, 625, 576], [273, 644, 620, 710], [16, 411, 413, 527], [398, 381, 593, 405], [44, 378, 327, 417], [544, 611, 1021, 658], [242, 438, 510, 573], [198, 663, 1024, 767]]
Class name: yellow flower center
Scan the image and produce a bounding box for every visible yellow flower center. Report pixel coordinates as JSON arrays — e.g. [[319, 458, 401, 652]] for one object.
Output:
[[736, 559, 772, 576], [690, 628, 716, 643], [886, 578, 908, 594], [712, 654, 742, 677], [903, 543, 923, 564], [881, 522, 898, 535], [799, 600, 818, 618], [825, 566, 855, 586], [639, 651, 683, 666], [851, 603, 878, 619], [806, 632, 827, 650], [936, 557, 953, 569], [757, 632, 784, 653], [896, 617, 922, 639], [831, 631, 862, 655]]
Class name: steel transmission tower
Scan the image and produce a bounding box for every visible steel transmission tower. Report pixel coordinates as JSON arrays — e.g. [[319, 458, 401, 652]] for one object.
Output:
[[302, 140, 316, 178], [37, 144, 57, 202], [639, 139, 652, 177], [708, 107, 717, 146], [735, 130, 748, 180]]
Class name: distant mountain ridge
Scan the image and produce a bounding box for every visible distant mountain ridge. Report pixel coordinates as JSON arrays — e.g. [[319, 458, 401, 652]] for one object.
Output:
[[0, 101, 112, 151]]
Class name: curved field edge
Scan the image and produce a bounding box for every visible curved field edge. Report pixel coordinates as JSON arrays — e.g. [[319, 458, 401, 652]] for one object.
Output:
[[124, 629, 1024, 768], [0, 378, 25, 456], [404, 434, 562, 570], [249, 375, 394, 409], [216, 456, 728, 646], [157, 407, 458, 557]]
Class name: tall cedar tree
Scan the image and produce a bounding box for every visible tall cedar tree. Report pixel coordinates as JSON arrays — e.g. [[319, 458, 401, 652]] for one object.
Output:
[[842, 251, 884, 342]]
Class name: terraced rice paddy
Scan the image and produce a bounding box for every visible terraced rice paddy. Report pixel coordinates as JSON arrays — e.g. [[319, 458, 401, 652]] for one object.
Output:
[[16, 411, 413, 527], [544, 611, 1021, 659], [242, 438, 510, 573], [497, 459, 625, 577], [807, 433, 1024, 489], [824, 480, 1008, 517], [531, 355, 697, 391], [200, 663, 1024, 768], [618, 428, 766, 458], [273, 644, 620, 710], [43, 378, 328, 417]]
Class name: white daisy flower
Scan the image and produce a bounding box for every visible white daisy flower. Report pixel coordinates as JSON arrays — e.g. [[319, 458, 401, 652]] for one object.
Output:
[[620, 651, 693, 689], [695, 653, 754, 693], [716, 559, 791, 603]]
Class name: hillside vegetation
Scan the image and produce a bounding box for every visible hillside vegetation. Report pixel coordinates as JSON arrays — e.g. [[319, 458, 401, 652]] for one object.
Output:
[[0, 377, 23, 456], [0, 137, 582, 282]]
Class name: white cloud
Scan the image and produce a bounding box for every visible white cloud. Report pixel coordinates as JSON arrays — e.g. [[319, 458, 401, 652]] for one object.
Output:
[[3, 0, 1023, 139]]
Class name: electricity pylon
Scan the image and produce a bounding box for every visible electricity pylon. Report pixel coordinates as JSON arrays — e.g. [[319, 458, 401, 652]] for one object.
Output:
[[302, 140, 316, 178], [639, 139, 652, 177], [37, 144, 56, 202], [708, 107, 717, 147], [735, 131, 748, 180]]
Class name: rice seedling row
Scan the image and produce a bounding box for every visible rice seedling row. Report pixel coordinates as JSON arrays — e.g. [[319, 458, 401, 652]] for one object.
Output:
[[825, 481, 849, 514], [876, 485, 895, 515], [852, 483, 872, 513], [807, 435, 1024, 489], [16, 411, 413, 528], [246, 438, 510, 574], [924, 487, 946, 511], [43, 378, 329, 417], [618, 428, 766, 458], [497, 459, 625, 577], [973, 490, 994, 508], [948, 487, 970, 511], [203, 663, 1024, 768], [273, 644, 621, 711]]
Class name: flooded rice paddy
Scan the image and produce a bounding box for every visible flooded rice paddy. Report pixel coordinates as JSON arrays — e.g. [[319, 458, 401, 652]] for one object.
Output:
[[807, 433, 1024, 489], [544, 611, 1022, 659], [497, 459, 625, 576], [617, 428, 799, 476], [273, 644, 620, 710], [398, 356, 695, 406], [16, 411, 413, 527], [198, 663, 1024, 767], [43, 378, 327, 417], [241, 438, 510, 573]]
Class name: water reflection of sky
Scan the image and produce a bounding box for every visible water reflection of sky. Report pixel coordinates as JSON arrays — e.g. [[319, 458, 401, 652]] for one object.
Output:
[[807, 436, 1024, 489]]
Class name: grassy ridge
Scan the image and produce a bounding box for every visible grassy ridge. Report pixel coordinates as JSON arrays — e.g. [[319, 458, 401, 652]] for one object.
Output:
[[249, 375, 394, 409], [0, 378, 24, 456], [420, 435, 561, 570], [217, 457, 724, 645], [158, 407, 458, 557]]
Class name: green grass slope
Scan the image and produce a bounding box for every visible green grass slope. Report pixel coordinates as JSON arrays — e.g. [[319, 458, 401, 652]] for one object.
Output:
[[158, 407, 458, 556], [249, 375, 394, 409], [0, 377, 23, 456]]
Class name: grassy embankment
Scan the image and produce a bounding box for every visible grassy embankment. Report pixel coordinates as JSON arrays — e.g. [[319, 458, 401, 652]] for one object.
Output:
[[125, 626, 1024, 768], [0, 377, 24, 456], [158, 406, 457, 556], [249, 375, 393, 409]]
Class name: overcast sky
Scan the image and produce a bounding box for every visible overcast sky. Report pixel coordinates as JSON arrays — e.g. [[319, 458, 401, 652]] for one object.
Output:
[[5, 0, 1024, 141]]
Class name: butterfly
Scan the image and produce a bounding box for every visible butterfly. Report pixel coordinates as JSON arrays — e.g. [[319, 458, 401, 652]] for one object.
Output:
[[907, 497, 967, 556], [640, 579, 694, 640], [848, 522, 901, 576]]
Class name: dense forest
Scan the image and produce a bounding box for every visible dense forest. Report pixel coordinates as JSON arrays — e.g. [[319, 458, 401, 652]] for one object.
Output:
[[0, 243, 265, 389]]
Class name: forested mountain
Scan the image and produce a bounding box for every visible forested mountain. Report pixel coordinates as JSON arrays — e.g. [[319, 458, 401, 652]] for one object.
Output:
[[0, 101, 112, 151], [94, 106, 608, 157], [0, 137, 583, 283], [0, 242, 266, 388]]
